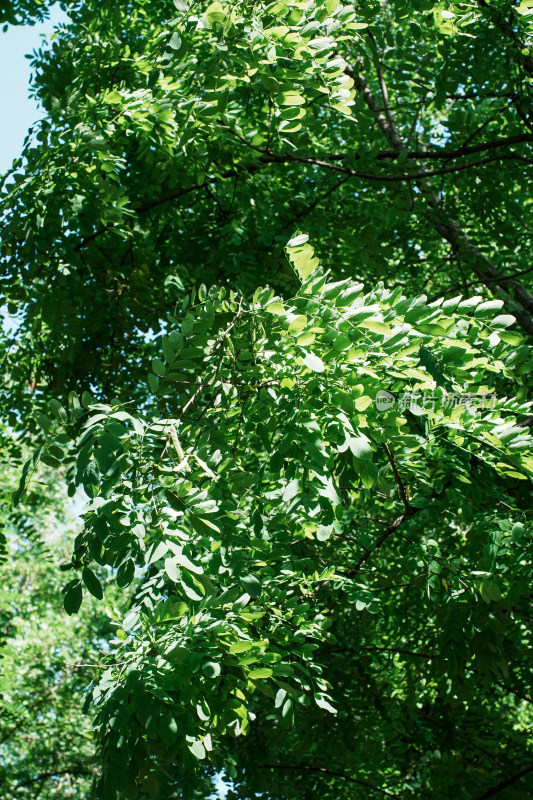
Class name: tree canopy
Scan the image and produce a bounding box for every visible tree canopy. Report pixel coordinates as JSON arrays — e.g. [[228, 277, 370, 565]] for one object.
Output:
[[1, 1, 532, 799]]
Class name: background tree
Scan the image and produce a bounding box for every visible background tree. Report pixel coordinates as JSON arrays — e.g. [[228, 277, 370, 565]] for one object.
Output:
[[1, 1, 532, 799], [0, 444, 113, 798]]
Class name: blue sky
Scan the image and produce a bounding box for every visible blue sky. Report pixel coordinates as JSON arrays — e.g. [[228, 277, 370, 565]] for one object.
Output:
[[0, 4, 69, 174]]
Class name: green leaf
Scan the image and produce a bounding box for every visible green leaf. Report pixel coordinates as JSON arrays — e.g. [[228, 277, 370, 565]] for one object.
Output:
[[190, 514, 221, 535], [315, 695, 337, 713], [288, 315, 308, 335], [359, 319, 392, 336], [149, 541, 169, 562], [354, 395, 372, 411], [480, 579, 501, 603], [174, 551, 203, 575], [64, 583, 83, 615], [13, 448, 42, 506], [206, 1, 225, 24], [158, 713, 178, 745], [282, 478, 301, 502], [152, 358, 166, 376], [241, 574, 262, 598], [229, 641, 254, 654], [279, 92, 305, 105], [181, 570, 205, 601], [349, 436, 373, 461], [148, 374, 159, 393], [202, 661, 221, 678], [302, 351, 324, 373], [287, 234, 309, 247], [82, 567, 103, 599], [50, 399, 67, 422], [188, 739, 206, 759], [165, 557, 180, 582], [105, 90, 122, 104], [117, 559, 135, 588], [81, 391, 93, 407], [491, 315, 516, 327], [297, 331, 316, 346], [248, 668, 273, 679], [287, 240, 320, 280], [41, 454, 61, 468], [417, 323, 447, 337], [475, 299, 504, 314], [169, 32, 182, 50], [162, 337, 175, 363], [316, 524, 333, 541], [499, 331, 523, 345], [265, 301, 285, 315]]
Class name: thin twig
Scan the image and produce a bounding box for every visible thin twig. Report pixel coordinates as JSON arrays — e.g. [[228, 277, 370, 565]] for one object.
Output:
[[257, 764, 401, 799], [382, 443, 413, 514], [474, 764, 533, 800]]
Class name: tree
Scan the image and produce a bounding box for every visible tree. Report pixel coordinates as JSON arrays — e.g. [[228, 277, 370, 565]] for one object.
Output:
[[0, 0, 57, 26], [0, 440, 113, 798], [1, 1, 532, 799]]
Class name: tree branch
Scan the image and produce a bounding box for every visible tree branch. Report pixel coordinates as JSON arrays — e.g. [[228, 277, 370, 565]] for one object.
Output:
[[257, 764, 401, 798], [429, 264, 533, 301], [475, 764, 533, 800], [346, 480, 451, 579], [75, 181, 206, 251], [382, 443, 413, 514], [403, 133, 533, 160], [348, 510, 411, 579], [347, 61, 403, 153], [14, 766, 94, 790], [366, 31, 405, 154], [347, 64, 533, 337], [262, 151, 533, 182], [227, 122, 533, 163]]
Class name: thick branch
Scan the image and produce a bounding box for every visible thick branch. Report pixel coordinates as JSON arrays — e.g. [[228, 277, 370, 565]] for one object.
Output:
[[428, 208, 533, 337], [227, 123, 533, 163], [347, 62, 404, 153]]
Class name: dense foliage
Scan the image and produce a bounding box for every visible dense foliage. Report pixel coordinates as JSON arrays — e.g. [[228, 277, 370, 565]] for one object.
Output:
[[1, 1, 532, 799]]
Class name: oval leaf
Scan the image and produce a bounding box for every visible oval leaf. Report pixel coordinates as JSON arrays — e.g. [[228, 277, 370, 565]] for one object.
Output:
[[82, 567, 103, 599], [64, 583, 83, 615]]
